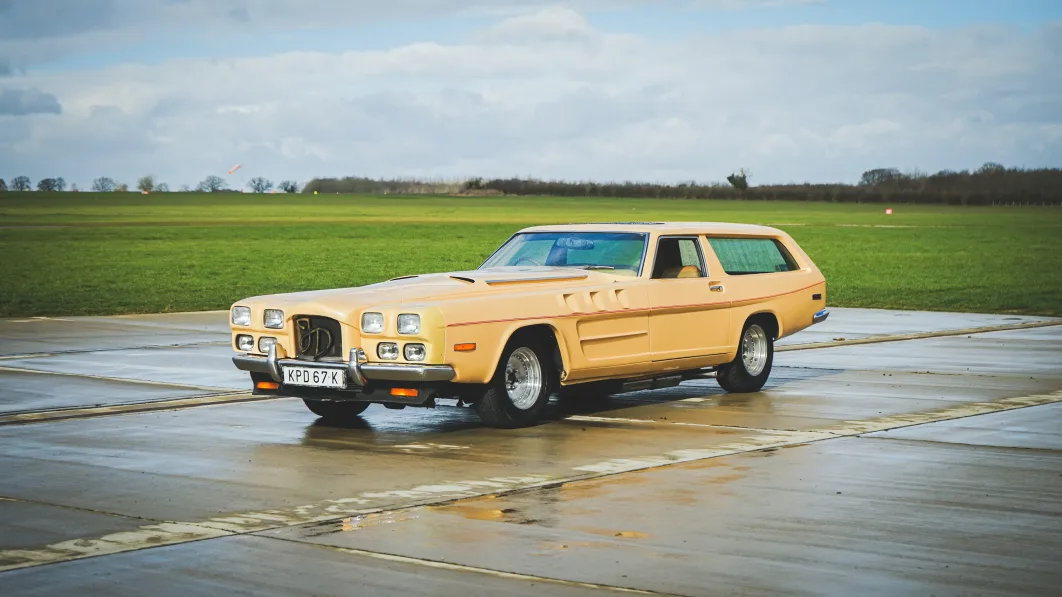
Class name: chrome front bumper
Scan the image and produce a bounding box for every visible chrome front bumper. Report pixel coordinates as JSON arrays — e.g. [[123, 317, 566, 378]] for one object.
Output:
[[232, 346, 456, 386], [812, 308, 830, 324]]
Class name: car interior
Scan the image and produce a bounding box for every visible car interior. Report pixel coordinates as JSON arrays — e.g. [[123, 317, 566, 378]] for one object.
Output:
[[652, 237, 705, 278]]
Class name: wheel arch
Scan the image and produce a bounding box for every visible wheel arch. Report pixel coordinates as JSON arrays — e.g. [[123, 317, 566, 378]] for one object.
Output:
[[744, 310, 780, 341], [490, 323, 568, 385]]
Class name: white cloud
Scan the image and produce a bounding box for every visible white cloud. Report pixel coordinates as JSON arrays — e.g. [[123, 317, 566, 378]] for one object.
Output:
[[1, 8, 1059, 187], [0, 1, 821, 69]]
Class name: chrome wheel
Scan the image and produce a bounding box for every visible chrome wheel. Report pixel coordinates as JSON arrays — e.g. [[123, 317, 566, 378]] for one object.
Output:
[[504, 347, 543, 410], [741, 324, 769, 376]]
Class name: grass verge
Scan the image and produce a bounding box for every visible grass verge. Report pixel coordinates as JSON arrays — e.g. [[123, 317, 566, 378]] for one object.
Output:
[[1, 193, 1060, 317]]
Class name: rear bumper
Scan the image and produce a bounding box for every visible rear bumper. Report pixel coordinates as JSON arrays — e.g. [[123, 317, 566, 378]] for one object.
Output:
[[232, 346, 456, 387], [812, 308, 830, 324]]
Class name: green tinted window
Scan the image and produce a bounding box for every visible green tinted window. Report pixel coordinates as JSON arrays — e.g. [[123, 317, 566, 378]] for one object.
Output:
[[481, 232, 647, 276], [707, 238, 798, 275]]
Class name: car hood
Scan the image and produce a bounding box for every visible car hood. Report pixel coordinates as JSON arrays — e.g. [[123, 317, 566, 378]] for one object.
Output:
[[233, 267, 614, 321]]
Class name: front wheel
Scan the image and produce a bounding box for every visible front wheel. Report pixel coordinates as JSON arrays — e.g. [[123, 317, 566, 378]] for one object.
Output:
[[716, 321, 774, 393], [302, 399, 370, 421], [475, 342, 555, 428]]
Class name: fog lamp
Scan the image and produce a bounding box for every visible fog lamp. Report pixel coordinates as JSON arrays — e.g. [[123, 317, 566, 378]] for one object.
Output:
[[377, 342, 399, 360], [258, 336, 277, 353], [404, 343, 426, 361], [236, 334, 254, 352]]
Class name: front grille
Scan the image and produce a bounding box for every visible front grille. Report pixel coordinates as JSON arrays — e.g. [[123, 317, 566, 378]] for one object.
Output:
[[293, 315, 343, 360]]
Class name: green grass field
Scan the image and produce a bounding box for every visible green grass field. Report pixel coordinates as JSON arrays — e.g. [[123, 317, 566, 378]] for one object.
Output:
[[1, 193, 1060, 318]]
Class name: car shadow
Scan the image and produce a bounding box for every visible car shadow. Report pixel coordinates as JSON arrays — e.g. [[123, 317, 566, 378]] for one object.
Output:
[[299, 364, 844, 443]]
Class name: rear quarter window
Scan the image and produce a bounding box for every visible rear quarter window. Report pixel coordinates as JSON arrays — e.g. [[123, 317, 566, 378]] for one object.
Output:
[[707, 237, 800, 275]]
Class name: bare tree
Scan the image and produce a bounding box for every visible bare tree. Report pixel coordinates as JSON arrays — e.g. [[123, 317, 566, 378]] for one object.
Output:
[[279, 180, 299, 193], [179, 185, 191, 192], [859, 168, 902, 186], [137, 175, 155, 193], [977, 162, 1006, 175], [92, 177, 116, 192], [55, 177, 66, 191], [37, 178, 57, 192], [0, 179, 7, 192], [197, 175, 226, 192], [155, 183, 170, 193], [116, 183, 129, 192], [726, 168, 751, 191], [247, 177, 273, 193], [11, 176, 31, 191]]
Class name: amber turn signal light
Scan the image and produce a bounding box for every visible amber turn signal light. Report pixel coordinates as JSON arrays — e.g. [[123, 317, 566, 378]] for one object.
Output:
[[390, 388, 419, 397], [256, 381, 280, 390], [454, 343, 476, 352]]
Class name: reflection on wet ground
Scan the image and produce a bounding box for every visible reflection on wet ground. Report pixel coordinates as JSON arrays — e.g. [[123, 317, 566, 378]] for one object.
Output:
[[0, 309, 1060, 595]]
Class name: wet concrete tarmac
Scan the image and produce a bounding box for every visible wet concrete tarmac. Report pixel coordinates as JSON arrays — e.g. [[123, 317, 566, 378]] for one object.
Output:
[[0, 308, 1060, 595]]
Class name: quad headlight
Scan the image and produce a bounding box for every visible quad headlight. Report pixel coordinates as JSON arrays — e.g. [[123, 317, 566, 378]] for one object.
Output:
[[258, 337, 277, 353], [263, 309, 285, 329], [377, 342, 399, 360], [404, 343, 426, 361], [362, 312, 384, 334], [236, 334, 254, 351], [397, 314, 420, 335], [231, 306, 251, 326]]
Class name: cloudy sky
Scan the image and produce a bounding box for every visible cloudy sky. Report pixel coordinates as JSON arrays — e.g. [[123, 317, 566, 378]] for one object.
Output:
[[1, 0, 1060, 188]]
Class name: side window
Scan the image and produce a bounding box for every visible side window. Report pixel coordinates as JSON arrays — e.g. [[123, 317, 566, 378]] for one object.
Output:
[[651, 238, 705, 279], [706, 238, 799, 275]]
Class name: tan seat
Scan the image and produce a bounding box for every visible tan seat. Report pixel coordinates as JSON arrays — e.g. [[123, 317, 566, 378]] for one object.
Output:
[[676, 265, 701, 278], [660, 265, 702, 278]]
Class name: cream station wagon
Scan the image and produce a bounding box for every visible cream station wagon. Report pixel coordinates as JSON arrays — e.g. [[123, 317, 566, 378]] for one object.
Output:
[[230, 222, 828, 428]]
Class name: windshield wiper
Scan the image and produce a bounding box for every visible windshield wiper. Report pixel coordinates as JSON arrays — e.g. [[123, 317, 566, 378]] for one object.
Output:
[[577, 265, 615, 270]]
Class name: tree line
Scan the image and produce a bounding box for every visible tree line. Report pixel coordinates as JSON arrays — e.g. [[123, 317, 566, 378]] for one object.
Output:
[[4, 163, 1060, 204], [301, 176, 464, 195], [0, 175, 301, 194], [462, 164, 1062, 205]]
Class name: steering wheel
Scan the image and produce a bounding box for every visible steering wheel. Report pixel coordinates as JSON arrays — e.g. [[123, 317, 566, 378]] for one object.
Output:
[[514, 256, 543, 266]]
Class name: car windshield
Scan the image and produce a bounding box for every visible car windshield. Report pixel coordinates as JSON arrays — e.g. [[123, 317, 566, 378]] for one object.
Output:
[[480, 232, 647, 276]]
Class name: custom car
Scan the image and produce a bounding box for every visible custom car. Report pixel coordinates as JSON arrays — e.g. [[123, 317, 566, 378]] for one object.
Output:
[[230, 222, 828, 427]]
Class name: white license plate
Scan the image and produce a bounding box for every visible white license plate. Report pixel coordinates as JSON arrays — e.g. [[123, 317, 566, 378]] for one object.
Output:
[[283, 366, 346, 389]]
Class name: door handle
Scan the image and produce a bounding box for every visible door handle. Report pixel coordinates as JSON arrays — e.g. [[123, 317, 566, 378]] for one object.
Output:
[[709, 283, 724, 292]]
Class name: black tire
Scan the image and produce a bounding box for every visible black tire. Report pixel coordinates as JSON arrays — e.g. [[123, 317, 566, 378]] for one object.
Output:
[[302, 398, 370, 421], [716, 320, 774, 393], [475, 339, 556, 428]]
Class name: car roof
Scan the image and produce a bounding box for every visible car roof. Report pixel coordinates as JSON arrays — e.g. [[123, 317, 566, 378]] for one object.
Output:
[[517, 222, 786, 236]]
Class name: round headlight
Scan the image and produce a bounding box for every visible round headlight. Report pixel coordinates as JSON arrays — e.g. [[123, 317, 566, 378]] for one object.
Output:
[[263, 309, 284, 329], [236, 334, 254, 352], [231, 307, 251, 326], [362, 312, 384, 334], [398, 314, 420, 335], [258, 337, 277, 353], [377, 342, 399, 360], [404, 343, 426, 361]]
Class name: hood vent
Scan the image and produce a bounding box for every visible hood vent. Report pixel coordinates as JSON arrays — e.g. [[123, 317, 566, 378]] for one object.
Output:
[[485, 274, 588, 286], [450, 276, 476, 284]]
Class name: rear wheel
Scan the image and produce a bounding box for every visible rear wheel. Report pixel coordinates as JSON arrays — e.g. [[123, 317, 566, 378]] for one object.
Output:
[[475, 341, 555, 428], [716, 320, 774, 393], [302, 399, 370, 421]]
